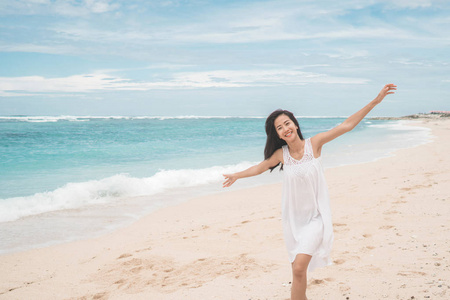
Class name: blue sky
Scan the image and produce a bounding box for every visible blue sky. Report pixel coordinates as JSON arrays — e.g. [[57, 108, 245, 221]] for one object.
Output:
[[0, 0, 449, 116]]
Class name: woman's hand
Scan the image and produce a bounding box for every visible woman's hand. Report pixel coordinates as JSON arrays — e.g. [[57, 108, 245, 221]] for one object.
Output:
[[311, 83, 397, 150], [222, 151, 283, 188], [223, 173, 238, 188], [374, 83, 397, 104]]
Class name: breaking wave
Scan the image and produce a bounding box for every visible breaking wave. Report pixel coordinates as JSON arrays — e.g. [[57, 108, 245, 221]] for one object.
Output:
[[0, 162, 255, 223]]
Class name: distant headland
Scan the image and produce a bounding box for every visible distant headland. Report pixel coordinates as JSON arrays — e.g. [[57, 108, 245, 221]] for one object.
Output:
[[370, 111, 450, 120]]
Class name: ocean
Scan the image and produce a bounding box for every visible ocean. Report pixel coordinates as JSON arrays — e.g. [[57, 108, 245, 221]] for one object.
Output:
[[0, 115, 431, 254]]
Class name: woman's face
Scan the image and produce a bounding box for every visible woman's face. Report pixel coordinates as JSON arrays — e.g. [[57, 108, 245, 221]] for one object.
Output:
[[274, 114, 298, 142]]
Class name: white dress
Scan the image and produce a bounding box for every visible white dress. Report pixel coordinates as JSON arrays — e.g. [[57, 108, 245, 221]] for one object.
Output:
[[281, 138, 334, 272]]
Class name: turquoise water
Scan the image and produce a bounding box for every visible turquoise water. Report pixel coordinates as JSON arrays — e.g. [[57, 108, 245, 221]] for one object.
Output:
[[0, 116, 346, 200], [0, 115, 431, 253]]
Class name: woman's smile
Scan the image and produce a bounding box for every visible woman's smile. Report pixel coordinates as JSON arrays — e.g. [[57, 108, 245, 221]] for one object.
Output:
[[284, 130, 293, 138]]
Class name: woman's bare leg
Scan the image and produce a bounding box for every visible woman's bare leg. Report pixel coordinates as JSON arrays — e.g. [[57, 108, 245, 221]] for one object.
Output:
[[291, 253, 312, 300]]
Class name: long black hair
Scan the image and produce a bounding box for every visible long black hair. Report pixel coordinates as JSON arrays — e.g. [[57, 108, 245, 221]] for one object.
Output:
[[264, 109, 304, 171]]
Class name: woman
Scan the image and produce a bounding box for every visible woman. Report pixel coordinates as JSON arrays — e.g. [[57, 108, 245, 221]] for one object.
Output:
[[223, 84, 397, 300]]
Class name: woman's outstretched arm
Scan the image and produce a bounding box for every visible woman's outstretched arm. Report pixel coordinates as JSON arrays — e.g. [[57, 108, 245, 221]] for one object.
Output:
[[311, 83, 397, 156], [223, 148, 283, 187]]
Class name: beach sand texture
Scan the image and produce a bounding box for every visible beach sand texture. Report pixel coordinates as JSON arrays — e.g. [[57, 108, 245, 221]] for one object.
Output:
[[0, 118, 449, 299]]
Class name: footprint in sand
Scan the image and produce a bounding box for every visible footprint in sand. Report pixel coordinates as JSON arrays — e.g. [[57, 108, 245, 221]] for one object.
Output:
[[122, 258, 143, 267], [333, 259, 345, 265], [113, 278, 128, 289], [339, 284, 350, 293], [135, 247, 152, 253], [379, 225, 395, 230], [383, 210, 399, 215], [99, 253, 273, 294], [398, 271, 427, 276], [310, 279, 325, 285], [333, 223, 349, 232], [114, 279, 125, 285], [80, 256, 97, 264], [393, 200, 407, 204], [92, 292, 109, 299], [131, 266, 143, 274]]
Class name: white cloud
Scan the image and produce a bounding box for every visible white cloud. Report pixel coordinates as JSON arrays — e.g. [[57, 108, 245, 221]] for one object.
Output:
[[0, 43, 76, 55], [85, 0, 119, 13], [49, 17, 408, 47], [0, 69, 369, 96], [52, 0, 120, 17], [94, 64, 196, 74], [390, 59, 429, 66], [325, 49, 371, 59], [0, 0, 120, 16], [26, 0, 51, 4], [162, 70, 369, 88], [383, 0, 433, 9], [0, 91, 38, 97], [2, 0, 447, 62], [0, 74, 130, 94]]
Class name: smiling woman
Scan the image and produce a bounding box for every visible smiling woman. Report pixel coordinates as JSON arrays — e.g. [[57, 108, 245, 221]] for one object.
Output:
[[264, 109, 304, 171], [223, 84, 397, 300]]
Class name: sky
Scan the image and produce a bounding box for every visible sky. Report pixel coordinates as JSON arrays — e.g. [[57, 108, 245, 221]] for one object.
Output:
[[0, 0, 449, 117]]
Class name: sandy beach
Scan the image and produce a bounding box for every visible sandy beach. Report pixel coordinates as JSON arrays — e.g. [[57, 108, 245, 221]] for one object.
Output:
[[1, 117, 449, 300]]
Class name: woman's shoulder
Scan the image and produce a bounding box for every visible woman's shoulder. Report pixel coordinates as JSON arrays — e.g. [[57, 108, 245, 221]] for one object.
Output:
[[275, 147, 284, 154], [279, 145, 289, 156], [274, 147, 285, 164], [274, 147, 284, 159], [309, 135, 322, 158], [309, 135, 319, 146]]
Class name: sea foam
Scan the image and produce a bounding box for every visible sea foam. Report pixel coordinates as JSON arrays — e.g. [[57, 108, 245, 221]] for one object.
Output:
[[0, 115, 352, 123], [0, 115, 265, 122], [0, 161, 255, 223]]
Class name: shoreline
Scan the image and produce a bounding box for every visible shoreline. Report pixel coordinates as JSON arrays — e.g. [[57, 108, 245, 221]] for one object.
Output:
[[0, 117, 432, 255], [1, 117, 449, 299]]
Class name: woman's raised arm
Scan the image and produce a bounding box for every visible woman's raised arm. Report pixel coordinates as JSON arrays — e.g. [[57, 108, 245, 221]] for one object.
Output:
[[311, 83, 397, 156], [223, 148, 283, 187]]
